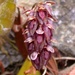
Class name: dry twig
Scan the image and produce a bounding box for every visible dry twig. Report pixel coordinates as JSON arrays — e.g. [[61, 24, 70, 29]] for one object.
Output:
[[55, 57, 75, 60]]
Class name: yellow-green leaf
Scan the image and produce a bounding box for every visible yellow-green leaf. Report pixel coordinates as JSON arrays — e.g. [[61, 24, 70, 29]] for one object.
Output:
[[17, 58, 41, 75], [0, 0, 16, 35]]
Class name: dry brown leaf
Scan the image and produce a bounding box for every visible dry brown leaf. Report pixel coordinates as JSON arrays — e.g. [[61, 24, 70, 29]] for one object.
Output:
[[47, 56, 59, 75]]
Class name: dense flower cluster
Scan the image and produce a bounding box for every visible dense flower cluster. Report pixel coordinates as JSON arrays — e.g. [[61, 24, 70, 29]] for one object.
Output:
[[23, 1, 56, 70]]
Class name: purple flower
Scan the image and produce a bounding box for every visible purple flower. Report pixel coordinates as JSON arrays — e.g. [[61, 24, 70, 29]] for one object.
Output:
[[23, 1, 56, 70]]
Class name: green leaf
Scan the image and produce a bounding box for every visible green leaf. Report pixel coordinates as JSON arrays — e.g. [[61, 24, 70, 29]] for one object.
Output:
[[17, 58, 41, 75], [0, 0, 16, 35]]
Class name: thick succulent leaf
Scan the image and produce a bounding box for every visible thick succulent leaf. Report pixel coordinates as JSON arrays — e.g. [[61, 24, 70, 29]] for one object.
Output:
[[17, 58, 41, 75], [0, 0, 16, 35]]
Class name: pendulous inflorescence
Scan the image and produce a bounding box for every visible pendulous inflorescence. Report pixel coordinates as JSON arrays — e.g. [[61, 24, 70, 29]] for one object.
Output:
[[23, 1, 56, 70]]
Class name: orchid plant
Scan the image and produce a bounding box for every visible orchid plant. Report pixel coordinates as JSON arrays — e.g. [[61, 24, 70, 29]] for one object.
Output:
[[13, 1, 58, 75]]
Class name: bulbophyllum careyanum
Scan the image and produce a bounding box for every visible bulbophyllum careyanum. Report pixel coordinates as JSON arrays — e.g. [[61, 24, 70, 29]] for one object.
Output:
[[13, 1, 58, 75]]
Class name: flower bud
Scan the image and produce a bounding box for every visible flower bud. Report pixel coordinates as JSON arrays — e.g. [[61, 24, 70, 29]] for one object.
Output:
[[30, 52, 38, 60]]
